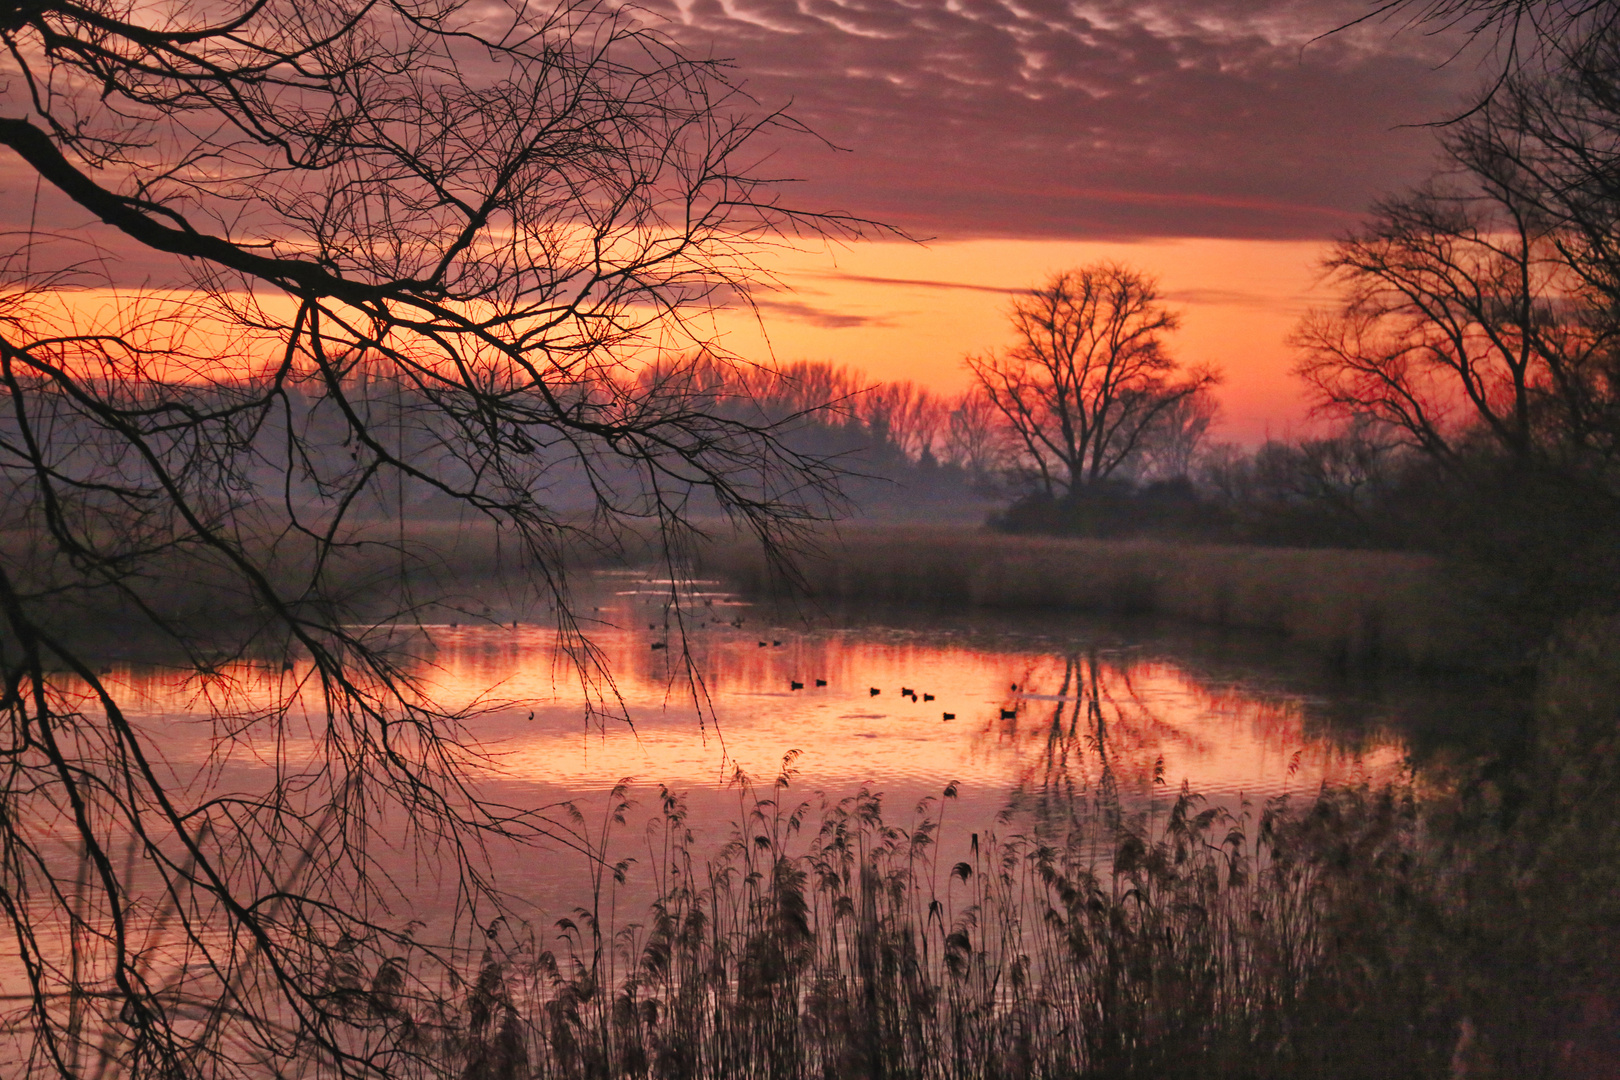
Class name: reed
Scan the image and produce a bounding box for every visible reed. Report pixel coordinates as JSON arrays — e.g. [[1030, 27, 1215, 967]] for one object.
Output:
[[32, 623, 1617, 1080], [703, 526, 1496, 671], [347, 772, 1444, 1080], [428, 617, 1620, 1080], [39, 750, 1610, 1080]]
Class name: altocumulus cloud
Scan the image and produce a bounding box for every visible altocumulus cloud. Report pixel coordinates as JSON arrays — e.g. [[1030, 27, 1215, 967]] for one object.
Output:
[[637, 0, 1484, 239]]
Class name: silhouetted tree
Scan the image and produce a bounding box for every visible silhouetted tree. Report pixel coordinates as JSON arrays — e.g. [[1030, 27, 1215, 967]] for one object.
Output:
[[966, 265, 1219, 497], [1135, 390, 1220, 482], [1296, 124, 1620, 644], [0, 1, 871, 1076], [1293, 180, 1615, 467], [942, 391, 1011, 485]]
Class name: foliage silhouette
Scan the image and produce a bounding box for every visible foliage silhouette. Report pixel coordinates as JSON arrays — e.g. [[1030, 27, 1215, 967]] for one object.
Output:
[[0, 0, 878, 1075]]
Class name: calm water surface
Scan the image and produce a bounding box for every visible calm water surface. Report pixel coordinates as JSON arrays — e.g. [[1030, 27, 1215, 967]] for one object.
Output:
[[110, 569, 1520, 888], [0, 568, 1527, 1034]]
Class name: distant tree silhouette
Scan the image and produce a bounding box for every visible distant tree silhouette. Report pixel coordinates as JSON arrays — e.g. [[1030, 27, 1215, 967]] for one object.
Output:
[[966, 265, 1219, 496], [1295, 109, 1620, 643], [943, 391, 1012, 487], [1293, 181, 1617, 467]]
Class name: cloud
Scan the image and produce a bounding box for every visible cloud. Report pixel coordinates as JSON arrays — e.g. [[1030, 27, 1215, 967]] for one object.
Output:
[[1162, 286, 1309, 310], [639, 0, 1484, 240], [750, 296, 894, 327], [804, 270, 1309, 311], [805, 271, 1023, 294]]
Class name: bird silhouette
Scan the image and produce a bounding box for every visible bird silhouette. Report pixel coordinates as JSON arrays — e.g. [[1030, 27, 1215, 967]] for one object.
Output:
[[815, 679, 827, 687], [1000, 708, 1017, 720], [900, 687, 914, 698], [942, 712, 955, 721], [869, 687, 881, 696], [651, 642, 667, 651], [923, 693, 935, 701], [790, 680, 804, 690]]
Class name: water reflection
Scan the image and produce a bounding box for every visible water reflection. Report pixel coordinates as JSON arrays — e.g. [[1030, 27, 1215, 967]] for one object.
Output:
[[89, 570, 1469, 836]]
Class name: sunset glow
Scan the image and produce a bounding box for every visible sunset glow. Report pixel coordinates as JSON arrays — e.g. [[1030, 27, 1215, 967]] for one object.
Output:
[[720, 237, 1331, 443]]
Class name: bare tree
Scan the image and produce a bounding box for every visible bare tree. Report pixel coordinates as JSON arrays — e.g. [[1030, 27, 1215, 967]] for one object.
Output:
[[859, 381, 948, 462], [966, 265, 1219, 496], [0, 1, 871, 1076], [1355, 0, 1620, 80], [942, 390, 1010, 481], [1134, 391, 1220, 482], [1293, 179, 1616, 466]]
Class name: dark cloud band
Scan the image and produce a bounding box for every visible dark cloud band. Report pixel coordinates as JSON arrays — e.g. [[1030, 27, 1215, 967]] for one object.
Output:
[[640, 0, 1481, 240]]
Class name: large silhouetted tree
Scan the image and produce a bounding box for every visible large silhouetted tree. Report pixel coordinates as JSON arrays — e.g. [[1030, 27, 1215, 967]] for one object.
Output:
[[0, 1, 869, 1076], [967, 265, 1218, 496]]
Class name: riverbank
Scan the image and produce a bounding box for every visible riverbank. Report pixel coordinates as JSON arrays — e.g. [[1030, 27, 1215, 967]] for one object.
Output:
[[701, 527, 1504, 672]]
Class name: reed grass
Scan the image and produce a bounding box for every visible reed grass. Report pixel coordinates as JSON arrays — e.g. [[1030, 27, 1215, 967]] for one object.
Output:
[[702, 526, 1496, 671], [285, 775, 1392, 1080], [28, 621, 1617, 1080], [330, 771, 1453, 1080], [417, 615, 1618, 1080]]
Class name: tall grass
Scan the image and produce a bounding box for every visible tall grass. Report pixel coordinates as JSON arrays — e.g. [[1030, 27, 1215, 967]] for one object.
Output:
[[367, 616, 1620, 1080], [703, 526, 1497, 670], [343, 771, 1450, 1080], [27, 619, 1618, 1080]]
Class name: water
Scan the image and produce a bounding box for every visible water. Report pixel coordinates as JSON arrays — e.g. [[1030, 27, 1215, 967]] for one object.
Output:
[[1, 568, 1534, 1073], [91, 568, 1521, 901]]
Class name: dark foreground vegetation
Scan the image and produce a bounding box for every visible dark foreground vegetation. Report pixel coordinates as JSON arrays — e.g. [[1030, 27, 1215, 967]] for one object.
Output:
[[56, 614, 1600, 1080]]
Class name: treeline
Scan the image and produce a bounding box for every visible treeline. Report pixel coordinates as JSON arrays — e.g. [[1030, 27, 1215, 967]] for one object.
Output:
[[630, 355, 1006, 515], [942, 44, 1620, 651], [991, 414, 1619, 659]]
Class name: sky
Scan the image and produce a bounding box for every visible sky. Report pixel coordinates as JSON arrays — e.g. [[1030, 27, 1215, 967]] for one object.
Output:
[[637, 0, 1487, 442], [0, 0, 1487, 445]]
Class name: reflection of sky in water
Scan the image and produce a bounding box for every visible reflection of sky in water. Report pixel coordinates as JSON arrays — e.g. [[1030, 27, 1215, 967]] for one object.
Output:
[[4, 569, 1464, 1001], [2, 572, 1508, 1047], [99, 571, 1409, 817]]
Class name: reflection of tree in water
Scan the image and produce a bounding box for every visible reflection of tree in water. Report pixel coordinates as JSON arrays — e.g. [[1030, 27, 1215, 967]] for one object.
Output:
[[974, 651, 1163, 821], [975, 649, 1390, 825]]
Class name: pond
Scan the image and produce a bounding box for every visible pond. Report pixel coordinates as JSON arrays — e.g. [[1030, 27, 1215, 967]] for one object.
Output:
[[97, 568, 1525, 914], [4, 567, 1561, 1078]]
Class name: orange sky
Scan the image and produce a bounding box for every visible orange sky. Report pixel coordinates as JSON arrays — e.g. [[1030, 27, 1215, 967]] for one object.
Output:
[[18, 236, 1333, 444], [1, 0, 1477, 449], [714, 236, 1332, 444]]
